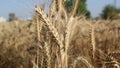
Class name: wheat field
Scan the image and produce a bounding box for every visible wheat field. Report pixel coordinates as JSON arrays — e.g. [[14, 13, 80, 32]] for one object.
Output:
[[0, 0, 120, 68]]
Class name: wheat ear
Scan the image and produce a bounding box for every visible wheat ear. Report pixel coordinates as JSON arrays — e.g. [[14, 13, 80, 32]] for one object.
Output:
[[58, 0, 68, 22], [44, 42, 51, 68], [49, 0, 58, 17], [36, 11, 44, 68], [35, 6, 64, 51], [73, 56, 94, 68]]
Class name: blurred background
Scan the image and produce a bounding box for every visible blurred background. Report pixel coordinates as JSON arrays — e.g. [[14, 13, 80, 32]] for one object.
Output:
[[0, 0, 120, 21]]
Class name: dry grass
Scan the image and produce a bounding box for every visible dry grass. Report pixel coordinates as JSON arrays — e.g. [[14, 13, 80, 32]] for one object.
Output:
[[0, 0, 120, 68]]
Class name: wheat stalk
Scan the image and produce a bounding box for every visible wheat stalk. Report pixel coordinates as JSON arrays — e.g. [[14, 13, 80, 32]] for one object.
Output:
[[63, 16, 74, 68], [71, 0, 79, 17], [61, 0, 80, 67], [91, 25, 96, 58]]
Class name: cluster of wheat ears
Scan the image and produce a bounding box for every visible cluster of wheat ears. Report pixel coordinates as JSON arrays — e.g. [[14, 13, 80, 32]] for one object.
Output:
[[28, 0, 120, 68], [32, 0, 94, 68]]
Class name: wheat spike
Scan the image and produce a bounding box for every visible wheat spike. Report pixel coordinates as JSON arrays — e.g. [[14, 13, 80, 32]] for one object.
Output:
[[44, 42, 51, 68], [49, 0, 59, 23], [73, 56, 94, 68], [36, 13, 40, 68], [57, 0, 68, 22], [49, 0, 67, 23], [49, 0, 58, 14], [36, 12, 43, 42], [49, 0, 67, 32], [35, 6, 64, 52]]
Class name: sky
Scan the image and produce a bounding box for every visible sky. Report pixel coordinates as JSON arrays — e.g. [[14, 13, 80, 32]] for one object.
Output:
[[87, 0, 120, 17], [0, 0, 120, 19]]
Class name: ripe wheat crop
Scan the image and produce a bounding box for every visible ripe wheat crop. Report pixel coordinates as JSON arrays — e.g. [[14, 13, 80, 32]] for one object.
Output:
[[0, 0, 120, 68]]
